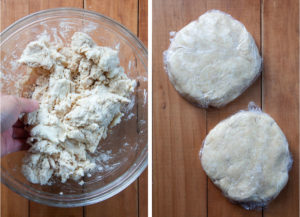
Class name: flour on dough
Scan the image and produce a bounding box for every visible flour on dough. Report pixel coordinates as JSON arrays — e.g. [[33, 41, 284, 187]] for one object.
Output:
[[164, 10, 262, 107], [200, 105, 292, 209], [19, 32, 136, 185]]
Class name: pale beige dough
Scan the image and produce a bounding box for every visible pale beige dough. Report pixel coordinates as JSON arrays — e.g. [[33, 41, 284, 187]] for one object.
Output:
[[19, 32, 136, 185], [200, 108, 292, 208], [164, 10, 262, 107]]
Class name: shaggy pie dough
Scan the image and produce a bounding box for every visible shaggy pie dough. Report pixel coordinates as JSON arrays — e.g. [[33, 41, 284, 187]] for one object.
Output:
[[200, 108, 292, 208], [164, 10, 262, 107], [19, 32, 136, 185]]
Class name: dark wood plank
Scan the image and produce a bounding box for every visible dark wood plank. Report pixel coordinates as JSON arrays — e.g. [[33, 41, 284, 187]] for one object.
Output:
[[30, 202, 82, 217], [138, 0, 148, 216], [139, 171, 148, 217], [1, 0, 29, 30], [85, 183, 138, 217], [205, 1, 262, 217], [83, 0, 139, 216], [138, 0, 148, 47], [1, 184, 29, 217], [153, 1, 208, 217], [28, 0, 83, 12], [84, 0, 138, 34], [263, 0, 299, 216]]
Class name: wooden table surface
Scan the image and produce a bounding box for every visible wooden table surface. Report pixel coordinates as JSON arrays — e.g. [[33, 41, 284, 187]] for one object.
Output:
[[153, 0, 299, 217], [0, 0, 147, 217]]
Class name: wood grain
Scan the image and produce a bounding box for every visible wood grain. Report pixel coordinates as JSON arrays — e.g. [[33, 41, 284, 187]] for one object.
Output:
[[84, 0, 138, 34], [139, 171, 148, 217], [1, 185, 29, 217], [29, 202, 82, 217], [138, 0, 148, 47], [28, 0, 83, 12], [153, 1, 208, 217], [262, 0, 299, 216], [0, 0, 29, 30], [138, 0, 148, 216], [85, 184, 138, 217]]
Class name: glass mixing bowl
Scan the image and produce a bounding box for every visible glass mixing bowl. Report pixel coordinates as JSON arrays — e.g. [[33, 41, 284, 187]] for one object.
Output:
[[0, 8, 147, 207]]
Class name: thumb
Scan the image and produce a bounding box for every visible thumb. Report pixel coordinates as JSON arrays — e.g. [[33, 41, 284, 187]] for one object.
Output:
[[1, 95, 39, 133], [18, 97, 40, 113]]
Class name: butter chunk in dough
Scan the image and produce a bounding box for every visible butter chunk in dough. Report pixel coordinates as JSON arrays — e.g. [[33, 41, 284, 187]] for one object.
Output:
[[19, 32, 136, 185], [200, 108, 292, 209]]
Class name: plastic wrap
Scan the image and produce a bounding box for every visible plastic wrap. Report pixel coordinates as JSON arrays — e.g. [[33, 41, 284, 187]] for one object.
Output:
[[163, 10, 262, 108], [199, 102, 293, 210]]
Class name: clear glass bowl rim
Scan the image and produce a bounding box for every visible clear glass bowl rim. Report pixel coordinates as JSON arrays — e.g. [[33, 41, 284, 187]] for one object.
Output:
[[0, 7, 148, 207]]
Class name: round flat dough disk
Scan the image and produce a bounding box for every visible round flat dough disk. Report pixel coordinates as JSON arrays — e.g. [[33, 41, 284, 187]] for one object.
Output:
[[200, 109, 292, 209], [164, 10, 262, 107]]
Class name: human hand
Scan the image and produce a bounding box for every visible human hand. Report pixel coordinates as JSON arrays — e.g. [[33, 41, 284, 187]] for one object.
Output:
[[1, 95, 39, 157]]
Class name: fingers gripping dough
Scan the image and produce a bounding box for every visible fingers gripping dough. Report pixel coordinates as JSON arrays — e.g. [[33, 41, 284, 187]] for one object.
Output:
[[164, 10, 262, 107], [200, 106, 292, 209]]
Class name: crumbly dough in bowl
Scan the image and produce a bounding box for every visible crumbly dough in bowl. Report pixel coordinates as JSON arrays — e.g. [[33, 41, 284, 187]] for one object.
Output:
[[19, 32, 136, 185]]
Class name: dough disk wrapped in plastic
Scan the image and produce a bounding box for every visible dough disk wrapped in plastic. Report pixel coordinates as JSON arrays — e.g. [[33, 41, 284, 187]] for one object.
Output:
[[164, 10, 262, 108], [200, 102, 293, 209]]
